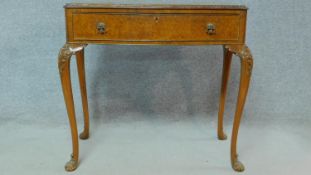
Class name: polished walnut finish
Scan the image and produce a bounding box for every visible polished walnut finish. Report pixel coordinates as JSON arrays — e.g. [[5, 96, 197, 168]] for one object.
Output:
[[71, 13, 244, 43], [64, 4, 247, 45], [58, 3, 253, 172]]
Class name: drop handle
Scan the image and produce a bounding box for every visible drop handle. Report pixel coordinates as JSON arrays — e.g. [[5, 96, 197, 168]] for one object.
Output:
[[207, 23, 216, 35], [97, 22, 106, 34]]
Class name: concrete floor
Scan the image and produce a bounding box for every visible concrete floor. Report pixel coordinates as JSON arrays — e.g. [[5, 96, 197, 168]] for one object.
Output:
[[0, 115, 310, 175]]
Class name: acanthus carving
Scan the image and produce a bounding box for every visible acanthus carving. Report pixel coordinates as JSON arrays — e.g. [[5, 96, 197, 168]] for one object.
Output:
[[58, 44, 87, 74], [224, 45, 253, 76]]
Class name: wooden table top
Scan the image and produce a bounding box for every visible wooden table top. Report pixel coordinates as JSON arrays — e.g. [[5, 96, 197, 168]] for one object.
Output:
[[64, 3, 248, 10]]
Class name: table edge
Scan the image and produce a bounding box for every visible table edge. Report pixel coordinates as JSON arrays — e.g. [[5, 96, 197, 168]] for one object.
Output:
[[64, 3, 248, 10]]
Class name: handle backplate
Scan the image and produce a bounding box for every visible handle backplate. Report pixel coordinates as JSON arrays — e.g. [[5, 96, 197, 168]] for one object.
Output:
[[97, 22, 106, 34], [207, 23, 216, 35]]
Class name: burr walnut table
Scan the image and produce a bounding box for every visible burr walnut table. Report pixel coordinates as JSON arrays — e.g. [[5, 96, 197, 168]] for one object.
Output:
[[58, 3, 253, 172]]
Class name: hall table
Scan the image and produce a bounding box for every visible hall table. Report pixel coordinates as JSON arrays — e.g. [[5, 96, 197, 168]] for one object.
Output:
[[58, 3, 253, 172]]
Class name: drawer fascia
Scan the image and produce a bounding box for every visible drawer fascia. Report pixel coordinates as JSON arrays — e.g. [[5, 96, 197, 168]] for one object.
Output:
[[65, 8, 247, 45]]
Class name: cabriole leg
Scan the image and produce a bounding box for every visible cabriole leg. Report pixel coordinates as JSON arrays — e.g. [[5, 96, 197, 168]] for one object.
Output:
[[76, 47, 90, 140], [217, 46, 233, 140], [58, 43, 87, 171], [224, 45, 253, 172]]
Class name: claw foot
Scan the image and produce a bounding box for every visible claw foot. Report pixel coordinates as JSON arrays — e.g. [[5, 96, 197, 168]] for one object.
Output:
[[79, 131, 89, 140], [232, 159, 245, 172], [65, 159, 78, 172], [218, 133, 227, 140]]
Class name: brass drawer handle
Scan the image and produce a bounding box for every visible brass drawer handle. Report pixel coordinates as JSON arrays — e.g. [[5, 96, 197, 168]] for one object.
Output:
[[207, 23, 216, 35], [97, 22, 106, 34]]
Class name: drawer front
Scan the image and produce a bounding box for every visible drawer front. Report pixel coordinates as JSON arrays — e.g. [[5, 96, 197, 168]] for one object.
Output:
[[70, 13, 245, 44]]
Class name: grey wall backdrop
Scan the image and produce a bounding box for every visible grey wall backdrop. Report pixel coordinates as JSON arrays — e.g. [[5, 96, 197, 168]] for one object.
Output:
[[1, 0, 311, 126]]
